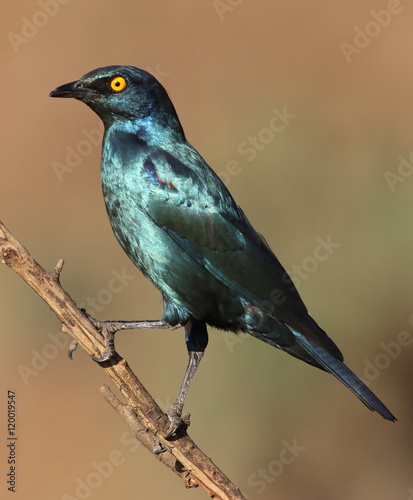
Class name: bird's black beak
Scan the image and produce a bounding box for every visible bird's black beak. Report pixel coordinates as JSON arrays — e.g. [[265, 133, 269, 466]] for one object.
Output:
[[49, 80, 90, 99]]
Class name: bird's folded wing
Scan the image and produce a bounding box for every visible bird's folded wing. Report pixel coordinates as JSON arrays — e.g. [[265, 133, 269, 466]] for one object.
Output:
[[138, 148, 343, 358], [140, 152, 309, 326]]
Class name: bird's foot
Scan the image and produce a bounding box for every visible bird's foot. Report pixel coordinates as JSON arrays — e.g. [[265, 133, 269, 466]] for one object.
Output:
[[92, 326, 116, 363], [68, 340, 79, 360], [165, 402, 189, 440], [81, 309, 118, 334], [152, 439, 166, 455], [69, 309, 118, 362], [73, 309, 180, 362]]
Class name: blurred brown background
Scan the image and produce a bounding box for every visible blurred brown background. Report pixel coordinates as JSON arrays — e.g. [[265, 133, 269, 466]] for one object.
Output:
[[1, 1, 412, 499]]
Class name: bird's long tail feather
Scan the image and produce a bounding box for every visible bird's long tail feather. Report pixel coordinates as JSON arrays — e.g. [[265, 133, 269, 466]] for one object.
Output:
[[293, 330, 396, 421]]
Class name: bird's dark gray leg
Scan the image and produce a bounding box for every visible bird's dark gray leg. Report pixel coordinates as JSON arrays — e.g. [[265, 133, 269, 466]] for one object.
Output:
[[165, 319, 208, 439], [77, 310, 181, 362]]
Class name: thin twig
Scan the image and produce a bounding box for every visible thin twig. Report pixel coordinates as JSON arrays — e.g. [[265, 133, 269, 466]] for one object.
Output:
[[0, 219, 246, 500]]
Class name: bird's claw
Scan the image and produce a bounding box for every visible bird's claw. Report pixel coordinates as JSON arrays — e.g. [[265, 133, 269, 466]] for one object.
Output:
[[81, 309, 106, 334], [79, 309, 117, 363], [68, 340, 78, 359], [152, 439, 166, 454], [92, 349, 113, 363], [165, 402, 189, 440], [91, 328, 116, 363]]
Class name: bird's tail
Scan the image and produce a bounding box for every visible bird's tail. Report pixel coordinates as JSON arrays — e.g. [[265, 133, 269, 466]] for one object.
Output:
[[293, 330, 396, 421]]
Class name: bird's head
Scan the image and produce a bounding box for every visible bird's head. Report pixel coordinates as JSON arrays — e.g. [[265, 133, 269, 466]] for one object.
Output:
[[50, 66, 182, 132]]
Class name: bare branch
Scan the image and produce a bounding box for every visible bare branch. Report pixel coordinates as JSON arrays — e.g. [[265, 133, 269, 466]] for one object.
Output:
[[0, 220, 246, 500]]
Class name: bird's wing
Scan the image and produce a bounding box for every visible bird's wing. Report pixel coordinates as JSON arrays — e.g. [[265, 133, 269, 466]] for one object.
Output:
[[138, 146, 344, 359], [139, 147, 309, 324]]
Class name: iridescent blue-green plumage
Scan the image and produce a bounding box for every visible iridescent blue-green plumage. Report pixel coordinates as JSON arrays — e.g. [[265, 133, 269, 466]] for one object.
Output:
[[50, 66, 395, 422]]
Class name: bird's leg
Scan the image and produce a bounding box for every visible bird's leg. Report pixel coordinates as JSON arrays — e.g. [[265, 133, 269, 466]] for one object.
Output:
[[166, 351, 204, 439], [78, 310, 182, 362], [165, 319, 208, 439]]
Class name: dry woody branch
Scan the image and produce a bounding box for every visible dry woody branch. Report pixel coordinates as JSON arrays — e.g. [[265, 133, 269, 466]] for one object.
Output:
[[0, 220, 246, 500]]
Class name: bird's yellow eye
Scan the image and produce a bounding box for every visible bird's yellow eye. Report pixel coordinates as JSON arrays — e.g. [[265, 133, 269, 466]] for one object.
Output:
[[110, 76, 127, 92]]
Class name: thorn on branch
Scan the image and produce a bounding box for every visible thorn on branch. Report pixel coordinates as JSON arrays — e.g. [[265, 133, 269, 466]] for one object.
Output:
[[52, 258, 65, 282]]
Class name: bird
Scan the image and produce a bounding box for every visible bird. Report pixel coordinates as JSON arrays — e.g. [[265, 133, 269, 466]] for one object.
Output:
[[50, 65, 396, 436]]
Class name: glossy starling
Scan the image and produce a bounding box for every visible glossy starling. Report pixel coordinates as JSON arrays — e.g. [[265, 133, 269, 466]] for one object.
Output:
[[50, 66, 396, 436]]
